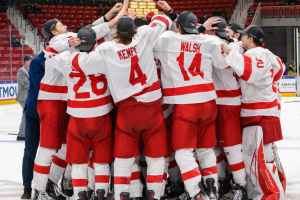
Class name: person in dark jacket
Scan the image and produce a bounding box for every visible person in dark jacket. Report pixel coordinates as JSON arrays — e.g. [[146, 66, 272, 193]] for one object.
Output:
[[21, 45, 46, 200], [33, 3, 44, 14], [212, 8, 221, 16], [104, 5, 110, 15], [24, 2, 34, 19], [200, 12, 207, 24]]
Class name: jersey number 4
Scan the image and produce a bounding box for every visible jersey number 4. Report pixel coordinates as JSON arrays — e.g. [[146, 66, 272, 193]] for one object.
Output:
[[176, 52, 204, 81], [129, 55, 148, 86], [69, 73, 108, 99]]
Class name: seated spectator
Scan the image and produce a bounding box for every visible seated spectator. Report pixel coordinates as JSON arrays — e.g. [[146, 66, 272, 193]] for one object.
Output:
[[11, 33, 22, 48], [212, 8, 221, 16], [247, 6, 255, 17], [24, 2, 34, 19], [33, 3, 44, 15], [104, 5, 110, 15], [221, 7, 229, 22], [75, 23, 83, 33], [98, 4, 104, 16], [289, 60, 296, 75], [91, 19, 95, 24], [282, 0, 288, 6]]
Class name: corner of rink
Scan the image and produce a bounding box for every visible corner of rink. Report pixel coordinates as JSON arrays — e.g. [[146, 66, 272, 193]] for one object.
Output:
[[1, 98, 300, 199]]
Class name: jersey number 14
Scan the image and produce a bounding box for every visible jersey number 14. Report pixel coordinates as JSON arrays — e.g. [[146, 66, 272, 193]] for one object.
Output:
[[177, 52, 204, 81]]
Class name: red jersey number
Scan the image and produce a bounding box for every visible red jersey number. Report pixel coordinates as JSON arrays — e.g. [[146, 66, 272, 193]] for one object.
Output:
[[176, 52, 204, 81], [129, 55, 148, 86]]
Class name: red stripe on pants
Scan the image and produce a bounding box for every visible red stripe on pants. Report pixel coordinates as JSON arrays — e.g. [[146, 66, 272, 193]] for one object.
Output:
[[72, 179, 87, 187], [201, 166, 218, 177], [168, 160, 178, 169], [181, 168, 201, 181], [230, 162, 245, 172], [163, 173, 168, 181], [216, 154, 224, 164], [95, 175, 110, 183], [114, 177, 131, 184], [146, 175, 164, 183], [131, 172, 141, 181], [52, 155, 68, 168], [34, 164, 50, 174]]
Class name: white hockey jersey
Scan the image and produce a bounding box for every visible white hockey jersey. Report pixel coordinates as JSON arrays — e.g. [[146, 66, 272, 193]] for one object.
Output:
[[94, 15, 172, 104], [154, 31, 228, 104], [39, 17, 112, 101], [46, 51, 112, 118], [225, 47, 278, 117], [155, 58, 173, 119], [212, 36, 241, 106], [266, 49, 285, 117]]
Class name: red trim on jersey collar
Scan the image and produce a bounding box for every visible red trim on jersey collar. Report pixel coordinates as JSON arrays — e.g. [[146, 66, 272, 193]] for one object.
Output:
[[163, 82, 215, 96]]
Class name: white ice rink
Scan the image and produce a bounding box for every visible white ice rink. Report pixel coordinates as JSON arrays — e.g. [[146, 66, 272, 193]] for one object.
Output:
[[0, 97, 300, 199]]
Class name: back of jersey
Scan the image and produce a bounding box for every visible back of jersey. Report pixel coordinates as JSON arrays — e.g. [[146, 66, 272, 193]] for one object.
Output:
[[98, 15, 171, 104], [155, 31, 228, 104]]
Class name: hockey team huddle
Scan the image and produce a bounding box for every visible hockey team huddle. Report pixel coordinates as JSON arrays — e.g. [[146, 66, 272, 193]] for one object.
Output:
[[31, 0, 286, 200]]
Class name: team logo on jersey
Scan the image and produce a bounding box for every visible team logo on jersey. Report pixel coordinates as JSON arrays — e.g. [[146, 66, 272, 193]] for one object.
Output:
[[80, 36, 87, 44], [190, 20, 196, 27]]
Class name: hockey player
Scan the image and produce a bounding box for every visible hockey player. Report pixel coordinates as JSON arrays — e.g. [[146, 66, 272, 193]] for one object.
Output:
[[33, 3, 125, 199], [206, 18, 248, 199], [154, 11, 229, 200], [73, 12, 171, 200], [221, 25, 285, 200], [45, 26, 116, 199]]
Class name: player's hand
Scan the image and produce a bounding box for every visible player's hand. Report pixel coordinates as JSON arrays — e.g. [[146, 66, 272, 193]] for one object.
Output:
[[128, 9, 138, 20], [142, 11, 150, 21], [69, 37, 81, 47], [157, 1, 171, 11], [203, 17, 220, 31], [221, 44, 232, 54], [111, 3, 123, 13]]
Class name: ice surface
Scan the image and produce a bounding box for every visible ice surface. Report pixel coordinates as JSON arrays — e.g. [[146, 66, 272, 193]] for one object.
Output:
[[0, 97, 300, 199]]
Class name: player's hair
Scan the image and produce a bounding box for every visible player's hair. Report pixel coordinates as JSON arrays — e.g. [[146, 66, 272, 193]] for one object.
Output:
[[114, 28, 137, 45], [176, 21, 189, 34], [50, 18, 59, 40], [233, 31, 242, 41], [247, 35, 263, 46]]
